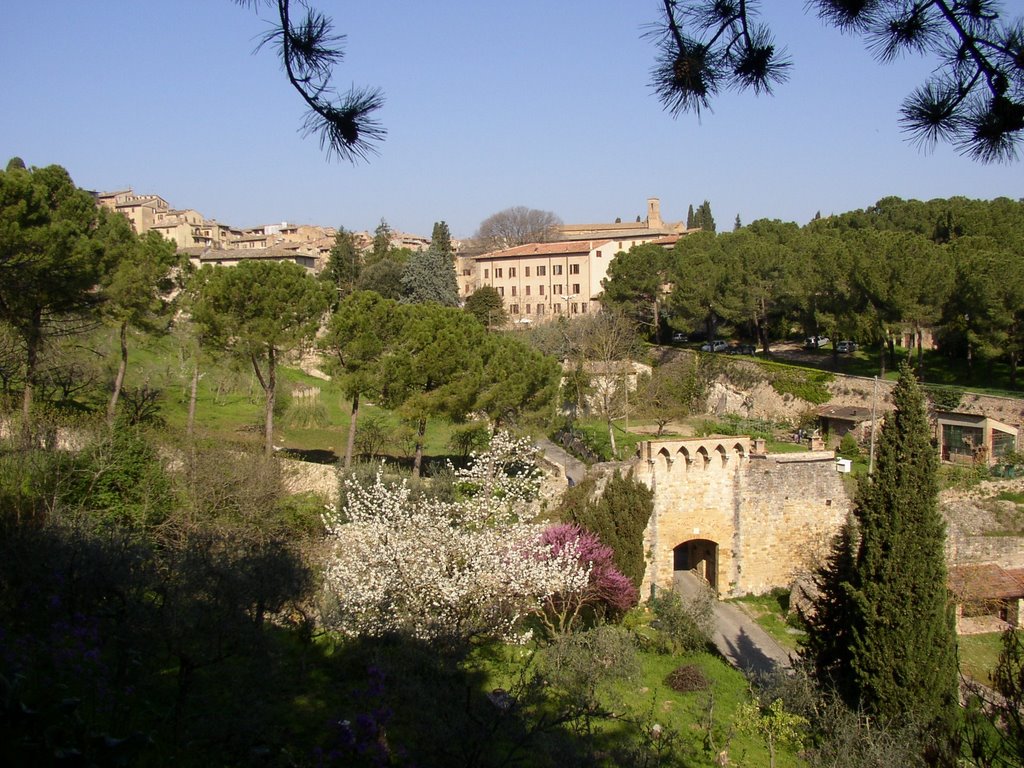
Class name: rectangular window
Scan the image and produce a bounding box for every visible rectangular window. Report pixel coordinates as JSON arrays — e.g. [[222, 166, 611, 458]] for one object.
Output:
[[484, 269, 489, 279], [511, 286, 517, 296], [525, 304, 531, 314], [509, 267, 516, 277], [554, 284, 562, 295], [581, 303, 588, 313], [572, 303, 579, 314], [525, 286, 531, 296], [553, 303, 562, 314], [572, 283, 580, 294], [596, 250, 602, 258], [539, 285, 545, 296], [569, 263, 580, 274], [498, 287, 504, 296], [537, 305, 545, 316], [537, 265, 546, 276], [525, 267, 531, 277], [495, 268, 503, 278], [510, 304, 519, 314], [618, 241, 623, 250], [553, 265, 562, 275]]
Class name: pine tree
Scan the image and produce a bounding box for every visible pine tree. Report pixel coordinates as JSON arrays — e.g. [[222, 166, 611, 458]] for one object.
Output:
[[734, 213, 742, 231], [686, 204, 695, 229], [806, 365, 957, 734]]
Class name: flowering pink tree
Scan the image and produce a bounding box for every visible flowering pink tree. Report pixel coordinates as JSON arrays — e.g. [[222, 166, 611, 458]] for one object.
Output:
[[537, 523, 638, 636], [321, 432, 590, 642]]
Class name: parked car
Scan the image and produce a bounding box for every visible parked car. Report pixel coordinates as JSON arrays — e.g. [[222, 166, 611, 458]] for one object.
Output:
[[726, 344, 756, 355], [671, 332, 688, 343], [836, 340, 859, 353], [700, 340, 728, 352], [804, 335, 830, 350]]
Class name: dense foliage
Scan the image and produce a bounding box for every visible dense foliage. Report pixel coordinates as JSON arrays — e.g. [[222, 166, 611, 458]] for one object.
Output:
[[602, 196, 1024, 386]]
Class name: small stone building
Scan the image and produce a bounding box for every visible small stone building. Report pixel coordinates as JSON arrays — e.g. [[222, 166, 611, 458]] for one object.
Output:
[[935, 411, 1019, 466], [948, 563, 1024, 634]]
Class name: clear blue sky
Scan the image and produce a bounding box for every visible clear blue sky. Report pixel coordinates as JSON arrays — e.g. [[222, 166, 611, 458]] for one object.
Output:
[[2, 1, 1020, 238]]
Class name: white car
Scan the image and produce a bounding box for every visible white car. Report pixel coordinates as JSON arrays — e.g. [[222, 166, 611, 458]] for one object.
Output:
[[700, 340, 728, 352]]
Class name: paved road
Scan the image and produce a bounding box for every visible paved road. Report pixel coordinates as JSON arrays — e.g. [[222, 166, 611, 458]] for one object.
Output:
[[675, 571, 793, 676], [535, 437, 587, 487]]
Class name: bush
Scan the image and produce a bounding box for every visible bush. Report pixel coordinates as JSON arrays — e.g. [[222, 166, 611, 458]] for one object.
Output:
[[354, 414, 390, 459], [649, 588, 715, 654], [923, 384, 963, 411], [61, 426, 175, 534], [284, 396, 330, 429], [760, 362, 833, 405], [540, 625, 639, 704], [447, 421, 491, 457], [838, 433, 860, 459]]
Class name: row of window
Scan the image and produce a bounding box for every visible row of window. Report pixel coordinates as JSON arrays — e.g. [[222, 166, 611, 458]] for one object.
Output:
[[507, 302, 589, 315], [497, 283, 581, 298], [484, 263, 581, 279]]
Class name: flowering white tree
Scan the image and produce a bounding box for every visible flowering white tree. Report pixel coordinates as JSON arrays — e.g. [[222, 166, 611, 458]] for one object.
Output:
[[321, 432, 590, 642]]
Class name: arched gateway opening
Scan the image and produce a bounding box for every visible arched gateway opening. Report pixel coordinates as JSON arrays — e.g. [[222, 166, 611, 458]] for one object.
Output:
[[673, 539, 719, 590]]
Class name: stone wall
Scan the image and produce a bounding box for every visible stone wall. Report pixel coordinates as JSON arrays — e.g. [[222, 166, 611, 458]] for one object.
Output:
[[948, 532, 1024, 570], [635, 438, 850, 597]]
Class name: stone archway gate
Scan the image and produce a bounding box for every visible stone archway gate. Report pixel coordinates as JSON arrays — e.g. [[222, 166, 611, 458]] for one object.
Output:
[[634, 437, 849, 598]]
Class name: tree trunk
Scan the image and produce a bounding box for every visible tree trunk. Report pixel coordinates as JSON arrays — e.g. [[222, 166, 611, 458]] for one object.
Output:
[[653, 299, 661, 344], [608, 417, 617, 459], [20, 310, 42, 449], [344, 390, 359, 468], [251, 347, 276, 457], [886, 334, 897, 371], [187, 361, 199, 438], [916, 327, 924, 371], [107, 319, 129, 423], [412, 416, 427, 478]]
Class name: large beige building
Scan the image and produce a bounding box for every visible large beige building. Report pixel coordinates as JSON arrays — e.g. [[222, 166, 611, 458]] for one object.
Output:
[[457, 197, 690, 323]]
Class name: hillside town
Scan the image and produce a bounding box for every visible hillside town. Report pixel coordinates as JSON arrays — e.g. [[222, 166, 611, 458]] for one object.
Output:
[[4, 1, 1024, 765]]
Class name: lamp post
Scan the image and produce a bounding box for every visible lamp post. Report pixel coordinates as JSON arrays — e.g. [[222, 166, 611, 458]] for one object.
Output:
[[560, 294, 577, 316]]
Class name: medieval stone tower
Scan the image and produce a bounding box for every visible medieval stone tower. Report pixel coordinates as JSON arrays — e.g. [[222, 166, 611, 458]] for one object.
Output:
[[646, 197, 663, 230]]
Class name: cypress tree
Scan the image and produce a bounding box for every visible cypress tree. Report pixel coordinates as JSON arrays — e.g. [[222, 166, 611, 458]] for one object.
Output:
[[807, 365, 957, 733], [430, 220, 453, 256], [559, 470, 653, 589], [686, 204, 695, 229]]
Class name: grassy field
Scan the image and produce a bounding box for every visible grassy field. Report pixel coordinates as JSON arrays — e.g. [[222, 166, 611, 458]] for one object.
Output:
[[112, 333, 458, 462], [959, 632, 1006, 684], [477, 641, 802, 768]]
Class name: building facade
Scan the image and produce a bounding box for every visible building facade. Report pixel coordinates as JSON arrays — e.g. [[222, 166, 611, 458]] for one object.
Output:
[[457, 197, 690, 324]]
